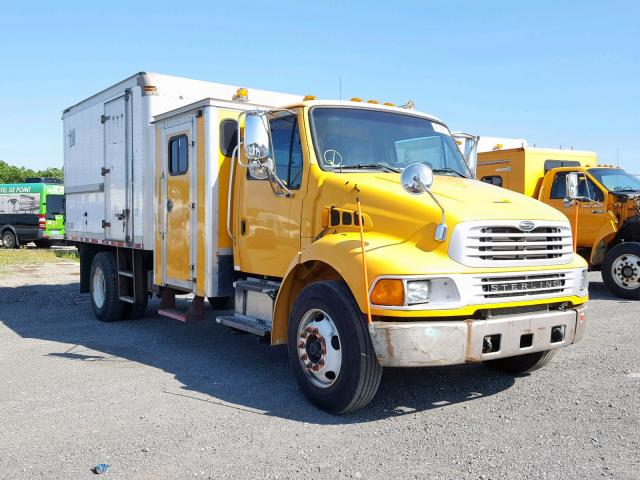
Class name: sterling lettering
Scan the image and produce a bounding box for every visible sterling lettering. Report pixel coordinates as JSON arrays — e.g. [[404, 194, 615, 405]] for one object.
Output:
[[489, 280, 563, 292]]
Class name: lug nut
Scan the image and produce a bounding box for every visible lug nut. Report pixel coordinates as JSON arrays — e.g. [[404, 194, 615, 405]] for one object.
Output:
[[298, 342, 305, 349], [300, 353, 308, 361]]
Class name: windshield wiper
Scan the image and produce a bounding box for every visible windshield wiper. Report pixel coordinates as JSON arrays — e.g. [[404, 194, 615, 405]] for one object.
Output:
[[432, 167, 466, 178], [347, 164, 402, 173]]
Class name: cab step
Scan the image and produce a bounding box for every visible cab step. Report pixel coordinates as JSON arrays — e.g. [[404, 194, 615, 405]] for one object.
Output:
[[158, 308, 188, 322], [216, 314, 271, 336]]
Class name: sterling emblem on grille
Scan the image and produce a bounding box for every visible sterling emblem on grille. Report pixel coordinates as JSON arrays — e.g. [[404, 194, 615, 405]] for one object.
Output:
[[518, 220, 535, 231], [488, 279, 563, 292]]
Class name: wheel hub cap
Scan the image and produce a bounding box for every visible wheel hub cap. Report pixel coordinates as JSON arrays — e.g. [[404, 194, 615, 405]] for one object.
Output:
[[612, 254, 640, 289], [297, 309, 342, 388], [92, 266, 106, 308]]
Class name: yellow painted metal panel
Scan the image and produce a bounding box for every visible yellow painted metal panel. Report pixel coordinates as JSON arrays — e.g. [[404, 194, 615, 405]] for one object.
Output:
[[236, 109, 308, 278], [166, 130, 191, 282], [154, 127, 163, 286], [217, 109, 240, 251], [196, 114, 206, 296]]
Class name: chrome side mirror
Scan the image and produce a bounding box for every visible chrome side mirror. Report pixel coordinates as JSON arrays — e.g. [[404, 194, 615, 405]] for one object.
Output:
[[244, 112, 271, 161], [563, 172, 580, 207], [401, 162, 447, 241], [401, 162, 434, 194], [566, 172, 579, 199], [248, 157, 274, 181]]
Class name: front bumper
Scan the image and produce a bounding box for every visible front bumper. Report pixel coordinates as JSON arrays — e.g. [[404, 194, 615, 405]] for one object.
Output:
[[371, 304, 587, 367]]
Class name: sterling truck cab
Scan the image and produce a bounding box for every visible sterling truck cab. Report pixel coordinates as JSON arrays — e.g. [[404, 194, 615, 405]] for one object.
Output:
[[477, 144, 640, 299], [64, 73, 588, 413]]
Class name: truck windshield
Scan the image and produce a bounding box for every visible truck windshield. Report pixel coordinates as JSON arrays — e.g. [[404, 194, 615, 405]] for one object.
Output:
[[589, 168, 640, 192], [46, 194, 65, 215], [310, 107, 470, 177]]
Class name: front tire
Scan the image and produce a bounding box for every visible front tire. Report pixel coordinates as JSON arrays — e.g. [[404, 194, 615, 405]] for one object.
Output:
[[287, 281, 382, 414], [90, 252, 124, 322], [484, 349, 557, 374], [2, 230, 17, 249], [602, 242, 640, 299]]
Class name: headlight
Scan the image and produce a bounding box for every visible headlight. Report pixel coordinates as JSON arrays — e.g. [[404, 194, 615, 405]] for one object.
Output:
[[406, 280, 431, 305]]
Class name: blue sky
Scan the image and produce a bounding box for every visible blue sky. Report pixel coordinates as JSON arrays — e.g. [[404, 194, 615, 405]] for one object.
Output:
[[0, 1, 638, 171]]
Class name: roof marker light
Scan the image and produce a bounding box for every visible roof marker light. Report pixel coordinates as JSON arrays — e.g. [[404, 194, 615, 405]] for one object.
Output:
[[233, 88, 249, 102], [350, 97, 363, 102], [367, 99, 379, 104], [303, 95, 317, 101]]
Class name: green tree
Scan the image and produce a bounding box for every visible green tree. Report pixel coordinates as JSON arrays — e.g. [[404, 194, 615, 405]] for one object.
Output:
[[0, 160, 63, 183]]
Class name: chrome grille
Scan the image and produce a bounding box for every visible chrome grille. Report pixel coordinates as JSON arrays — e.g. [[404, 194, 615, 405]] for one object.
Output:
[[449, 221, 574, 268], [469, 226, 573, 261]]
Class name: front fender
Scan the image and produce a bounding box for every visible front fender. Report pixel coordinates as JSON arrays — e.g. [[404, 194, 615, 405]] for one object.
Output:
[[590, 212, 619, 266], [271, 232, 370, 345]]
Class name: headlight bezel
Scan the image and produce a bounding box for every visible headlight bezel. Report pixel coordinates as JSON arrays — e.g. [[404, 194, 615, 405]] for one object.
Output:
[[369, 276, 461, 310]]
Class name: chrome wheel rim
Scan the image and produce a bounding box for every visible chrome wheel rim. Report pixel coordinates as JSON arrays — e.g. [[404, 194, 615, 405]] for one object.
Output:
[[297, 308, 342, 389], [92, 266, 106, 308], [611, 253, 640, 290], [3, 233, 14, 247]]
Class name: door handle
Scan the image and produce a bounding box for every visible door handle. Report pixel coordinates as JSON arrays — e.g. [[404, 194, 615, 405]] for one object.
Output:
[[167, 199, 174, 212]]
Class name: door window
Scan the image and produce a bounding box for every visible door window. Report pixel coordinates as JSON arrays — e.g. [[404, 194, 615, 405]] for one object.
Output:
[[46, 195, 65, 215], [550, 172, 604, 201], [269, 115, 303, 189], [169, 134, 188, 175], [220, 120, 238, 157]]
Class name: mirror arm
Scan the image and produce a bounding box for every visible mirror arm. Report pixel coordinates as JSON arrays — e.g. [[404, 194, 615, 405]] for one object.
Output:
[[415, 175, 447, 241], [267, 168, 294, 198]]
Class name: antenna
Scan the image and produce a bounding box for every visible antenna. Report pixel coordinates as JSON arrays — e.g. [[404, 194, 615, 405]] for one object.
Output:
[[339, 76, 342, 104]]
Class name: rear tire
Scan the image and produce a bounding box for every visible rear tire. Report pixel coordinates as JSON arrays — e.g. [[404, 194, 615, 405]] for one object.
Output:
[[90, 252, 123, 322], [121, 296, 149, 320], [34, 240, 52, 248], [287, 281, 382, 414], [2, 230, 17, 249], [602, 242, 640, 299], [207, 296, 232, 309], [484, 349, 557, 375]]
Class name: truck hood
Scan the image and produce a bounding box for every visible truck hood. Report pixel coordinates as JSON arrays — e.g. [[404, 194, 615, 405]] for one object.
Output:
[[330, 172, 568, 224]]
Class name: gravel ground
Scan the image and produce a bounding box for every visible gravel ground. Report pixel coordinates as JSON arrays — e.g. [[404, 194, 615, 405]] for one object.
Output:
[[0, 263, 638, 479]]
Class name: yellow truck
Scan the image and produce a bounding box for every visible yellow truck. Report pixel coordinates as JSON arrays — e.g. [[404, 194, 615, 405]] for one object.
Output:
[[64, 73, 588, 413], [477, 144, 640, 299]]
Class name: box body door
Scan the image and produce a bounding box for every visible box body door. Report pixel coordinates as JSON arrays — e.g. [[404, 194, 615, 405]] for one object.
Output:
[[160, 118, 195, 290], [103, 94, 132, 242]]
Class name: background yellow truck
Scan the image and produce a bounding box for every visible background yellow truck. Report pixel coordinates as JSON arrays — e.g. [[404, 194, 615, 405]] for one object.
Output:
[[477, 143, 640, 299], [64, 73, 588, 413]]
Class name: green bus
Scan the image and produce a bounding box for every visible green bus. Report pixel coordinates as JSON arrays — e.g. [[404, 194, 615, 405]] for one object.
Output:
[[0, 179, 65, 248]]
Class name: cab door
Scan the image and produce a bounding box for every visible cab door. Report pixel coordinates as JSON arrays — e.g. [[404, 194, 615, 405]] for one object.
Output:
[[161, 119, 195, 289], [234, 111, 307, 278], [545, 170, 608, 248]]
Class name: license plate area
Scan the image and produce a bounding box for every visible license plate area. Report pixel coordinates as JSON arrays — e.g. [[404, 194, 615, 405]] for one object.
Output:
[[467, 309, 577, 362]]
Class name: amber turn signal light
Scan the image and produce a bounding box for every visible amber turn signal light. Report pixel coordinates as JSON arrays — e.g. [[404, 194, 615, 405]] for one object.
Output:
[[370, 279, 404, 306]]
